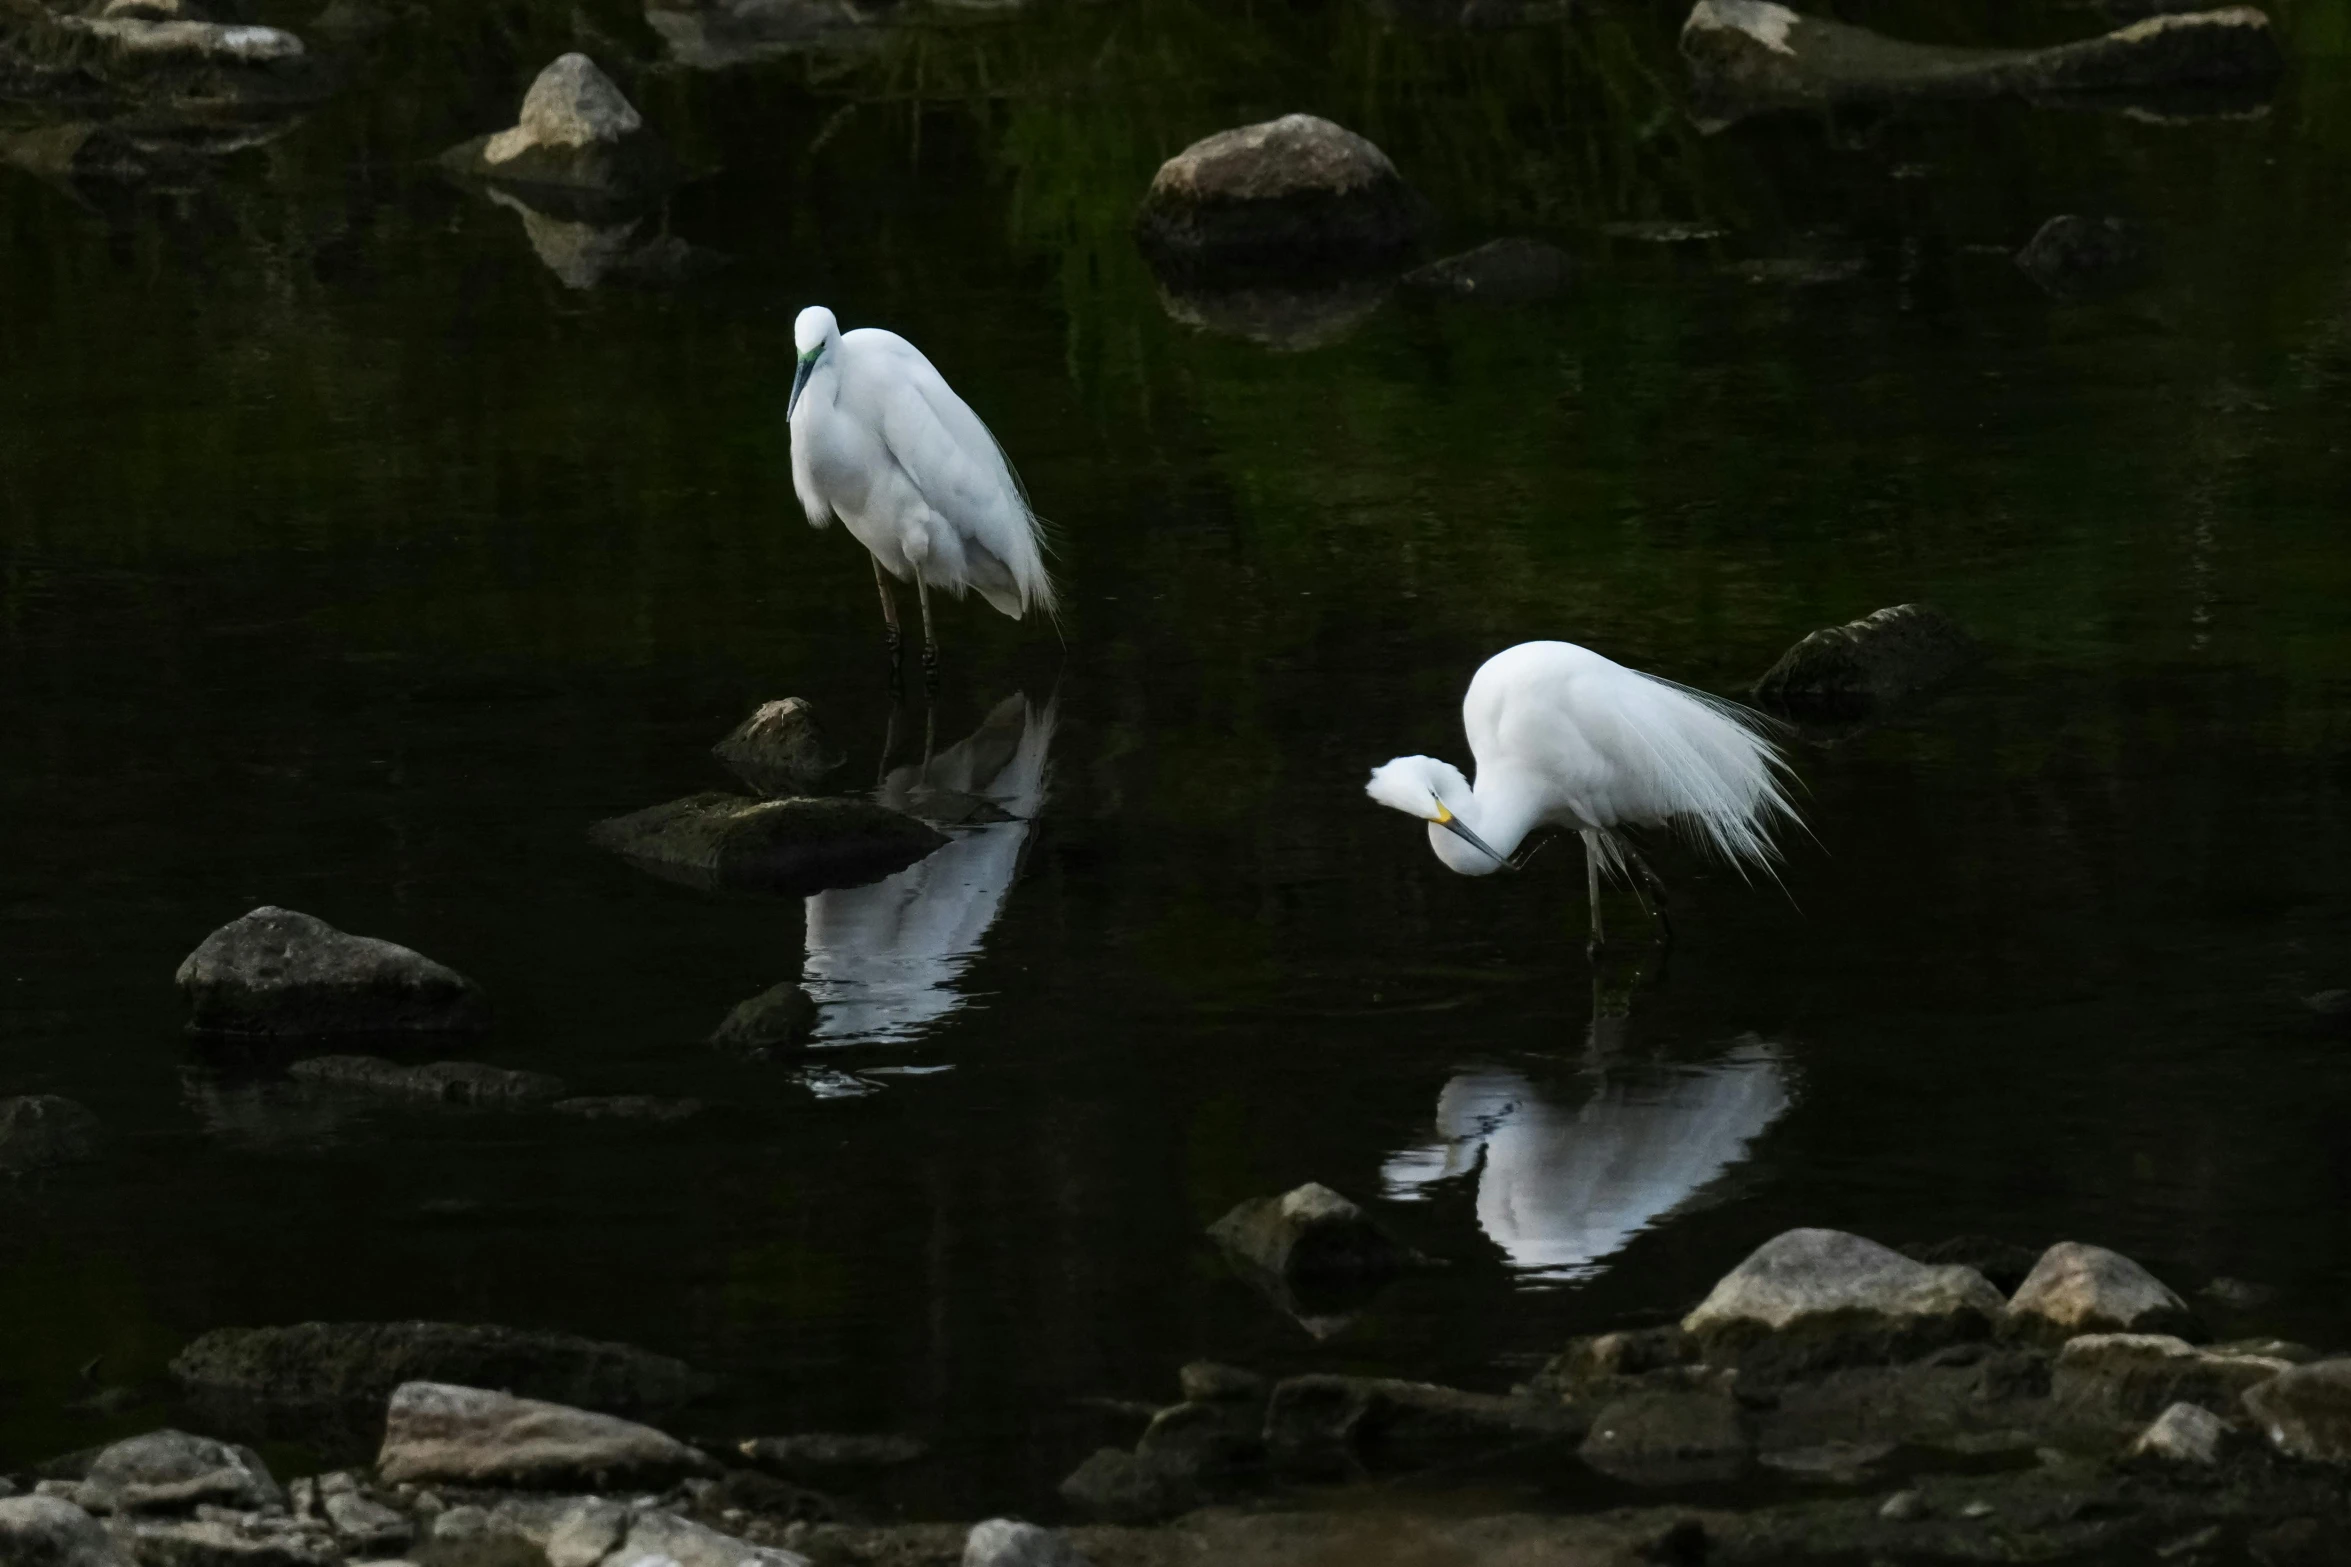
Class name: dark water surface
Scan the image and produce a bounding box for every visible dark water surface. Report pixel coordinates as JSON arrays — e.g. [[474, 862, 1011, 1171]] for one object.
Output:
[[6, 0, 2351, 1508]]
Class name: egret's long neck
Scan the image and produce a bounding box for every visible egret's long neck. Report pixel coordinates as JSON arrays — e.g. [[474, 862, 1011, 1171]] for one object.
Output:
[[1426, 770, 1544, 876]]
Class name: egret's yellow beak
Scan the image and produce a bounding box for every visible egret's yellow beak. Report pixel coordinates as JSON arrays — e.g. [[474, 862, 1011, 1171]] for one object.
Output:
[[1432, 804, 1515, 870]]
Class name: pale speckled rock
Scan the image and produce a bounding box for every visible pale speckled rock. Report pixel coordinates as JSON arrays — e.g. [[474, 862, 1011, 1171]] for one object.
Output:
[[1683, 1228, 2006, 1374], [2053, 1333, 2288, 1422], [441, 54, 676, 209], [1680, 0, 2282, 121], [177, 907, 486, 1036], [0, 1495, 133, 1567], [2243, 1358, 2351, 1464], [1135, 114, 1423, 275], [964, 1517, 1091, 1567], [487, 53, 640, 160], [2128, 1401, 2227, 1464], [2007, 1242, 2200, 1344], [715, 698, 845, 798], [375, 1382, 718, 1489], [113, 1512, 341, 1564], [77, 1429, 283, 1514]]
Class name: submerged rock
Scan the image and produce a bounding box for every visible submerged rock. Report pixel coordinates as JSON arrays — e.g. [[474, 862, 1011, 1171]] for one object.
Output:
[[2128, 1401, 2228, 1464], [74, 1428, 282, 1514], [441, 53, 675, 213], [1400, 237, 1573, 302], [1135, 114, 1423, 278], [1753, 604, 1977, 722], [0, 1495, 129, 1567], [710, 981, 818, 1054], [1207, 1183, 1428, 1297], [377, 1381, 719, 1489], [2016, 215, 2151, 300], [1055, 1446, 1203, 1524], [288, 1054, 566, 1103], [0, 1095, 100, 1172], [176, 906, 486, 1037], [2243, 1359, 2351, 1464], [738, 1432, 928, 1481], [715, 698, 844, 798], [1580, 1390, 1752, 1485], [590, 792, 946, 895], [2006, 1242, 2200, 1345], [1680, 0, 2282, 123], [1134, 1400, 1265, 1479], [2052, 1333, 2287, 1422], [1682, 1228, 2006, 1376], [1153, 274, 1391, 351], [964, 1518, 1090, 1567], [1262, 1374, 1583, 1477], [487, 192, 725, 289], [171, 1321, 709, 1440], [550, 1094, 702, 1122]]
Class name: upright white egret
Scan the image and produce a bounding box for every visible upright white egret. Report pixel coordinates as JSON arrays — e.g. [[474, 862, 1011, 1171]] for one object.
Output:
[[1366, 640, 1799, 943], [786, 305, 1058, 685]]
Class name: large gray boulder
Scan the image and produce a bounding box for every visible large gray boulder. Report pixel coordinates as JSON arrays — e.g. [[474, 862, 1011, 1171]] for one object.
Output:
[[1207, 1183, 1426, 1295], [1753, 604, 1976, 721], [2006, 1242, 2200, 1345], [176, 907, 486, 1036], [0, 1096, 101, 1172], [441, 53, 676, 211], [376, 1381, 719, 1489], [2052, 1333, 2288, 1423], [1682, 1228, 2006, 1375], [2243, 1358, 2351, 1464], [589, 791, 946, 895], [1135, 114, 1424, 277], [964, 1518, 1091, 1567], [1681, 0, 2281, 121], [0, 1495, 132, 1566], [73, 1429, 282, 1514], [714, 698, 844, 798], [172, 1321, 709, 1441]]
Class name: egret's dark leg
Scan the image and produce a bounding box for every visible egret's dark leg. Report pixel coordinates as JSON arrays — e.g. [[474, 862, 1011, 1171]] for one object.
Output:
[[874, 558, 904, 684], [914, 574, 940, 694], [1619, 838, 1676, 948], [1580, 829, 1606, 949]]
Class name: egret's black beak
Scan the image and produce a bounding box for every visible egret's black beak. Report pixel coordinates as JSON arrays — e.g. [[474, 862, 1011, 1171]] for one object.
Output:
[[787, 353, 816, 419], [1436, 809, 1516, 871]]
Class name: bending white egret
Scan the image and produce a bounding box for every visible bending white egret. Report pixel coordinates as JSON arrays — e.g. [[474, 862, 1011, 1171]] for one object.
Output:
[[786, 305, 1057, 685], [1366, 640, 1799, 944]]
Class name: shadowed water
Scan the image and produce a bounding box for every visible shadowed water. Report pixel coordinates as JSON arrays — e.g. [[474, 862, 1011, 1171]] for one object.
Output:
[[4, 0, 2351, 1513]]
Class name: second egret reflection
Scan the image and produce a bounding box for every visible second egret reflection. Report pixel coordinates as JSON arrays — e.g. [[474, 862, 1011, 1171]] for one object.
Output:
[[800, 694, 1055, 1047], [1383, 1039, 1790, 1281]]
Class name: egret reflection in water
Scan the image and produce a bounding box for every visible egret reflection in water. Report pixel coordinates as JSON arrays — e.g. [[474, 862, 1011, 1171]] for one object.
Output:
[[800, 693, 1055, 1046], [1382, 1038, 1790, 1280]]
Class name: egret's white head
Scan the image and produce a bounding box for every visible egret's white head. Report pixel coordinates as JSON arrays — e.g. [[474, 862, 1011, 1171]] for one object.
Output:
[[788, 306, 840, 417], [1366, 755, 1514, 876]]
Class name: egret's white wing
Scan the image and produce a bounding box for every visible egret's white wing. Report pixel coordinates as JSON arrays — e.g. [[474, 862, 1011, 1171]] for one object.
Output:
[[842, 329, 1055, 618]]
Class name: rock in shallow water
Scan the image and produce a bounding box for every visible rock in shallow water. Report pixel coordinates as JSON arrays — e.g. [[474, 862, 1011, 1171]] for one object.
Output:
[[0, 1095, 101, 1172], [377, 1381, 718, 1489], [177, 907, 486, 1037], [441, 53, 677, 213], [2243, 1358, 2351, 1464], [2006, 1241, 2200, 1345], [171, 1322, 709, 1440], [1680, 0, 2282, 122], [0, 1494, 132, 1566], [1135, 114, 1424, 278], [715, 698, 844, 798], [590, 792, 947, 895], [1753, 604, 1976, 722], [1400, 237, 1573, 302], [288, 1055, 566, 1104], [710, 981, 818, 1053], [2016, 215, 2151, 300], [1682, 1228, 2006, 1376], [1207, 1182, 1426, 1292]]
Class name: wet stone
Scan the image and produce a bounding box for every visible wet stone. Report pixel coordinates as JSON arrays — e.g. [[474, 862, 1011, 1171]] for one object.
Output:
[[1579, 1390, 1752, 1486], [1263, 1375, 1585, 1478], [375, 1381, 719, 1490], [288, 1055, 566, 1104], [714, 698, 844, 798], [2007, 1241, 2201, 1344], [1134, 114, 1424, 278], [1529, 1326, 1696, 1400], [176, 907, 486, 1037], [962, 1517, 1091, 1567], [737, 1432, 929, 1481], [550, 1094, 703, 1123], [1399, 237, 1572, 302], [1207, 1182, 1424, 1291], [2243, 1358, 2351, 1464], [440, 53, 677, 210], [0, 1095, 101, 1173], [589, 792, 947, 896], [710, 982, 819, 1054], [1752, 606, 1977, 722], [1755, 1439, 1900, 1486], [1681, 1227, 2006, 1377], [1153, 274, 1391, 352], [1055, 1447, 1202, 1524], [2016, 215, 2152, 300], [2052, 1333, 2288, 1423]]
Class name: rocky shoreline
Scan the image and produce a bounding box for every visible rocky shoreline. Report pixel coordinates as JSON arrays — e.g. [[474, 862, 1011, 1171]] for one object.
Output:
[[6, 1221, 2348, 1566]]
